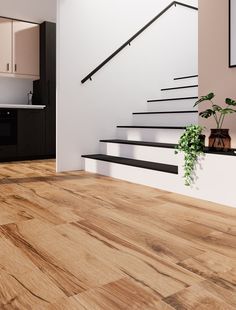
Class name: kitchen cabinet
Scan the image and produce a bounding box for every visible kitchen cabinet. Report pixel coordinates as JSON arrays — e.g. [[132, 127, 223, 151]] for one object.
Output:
[[17, 109, 45, 157], [0, 17, 39, 78], [34, 21, 56, 157], [13, 21, 39, 77], [0, 145, 17, 160], [0, 18, 12, 74]]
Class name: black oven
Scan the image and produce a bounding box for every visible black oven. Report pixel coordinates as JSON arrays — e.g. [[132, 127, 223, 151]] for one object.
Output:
[[0, 110, 17, 146]]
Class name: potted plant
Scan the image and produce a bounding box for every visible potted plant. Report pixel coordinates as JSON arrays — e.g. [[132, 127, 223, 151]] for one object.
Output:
[[175, 125, 205, 186], [194, 93, 236, 151]]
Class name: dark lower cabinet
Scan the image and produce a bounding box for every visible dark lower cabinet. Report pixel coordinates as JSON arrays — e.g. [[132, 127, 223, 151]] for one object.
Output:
[[17, 109, 45, 157], [0, 145, 17, 160]]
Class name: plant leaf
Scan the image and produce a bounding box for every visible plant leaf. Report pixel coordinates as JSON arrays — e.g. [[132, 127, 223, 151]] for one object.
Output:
[[226, 98, 236, 106], [220, 108, 236, 115], [199, 109, 215, 118], [194, 93, 215, 107], [212, 104, 222, 112]]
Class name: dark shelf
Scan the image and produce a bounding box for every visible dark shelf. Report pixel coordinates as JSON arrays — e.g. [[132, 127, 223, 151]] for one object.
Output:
[[173, 75, 198, 80], [133, 110, 198, 115], [82, 154, 178, 174], [161, 85, 198, 91], [147, 96, 198, 103]]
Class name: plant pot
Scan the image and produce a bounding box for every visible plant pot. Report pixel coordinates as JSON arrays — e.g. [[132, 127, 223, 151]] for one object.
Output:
[[199, 134, 206, 146], [209, 129, 231, 151]]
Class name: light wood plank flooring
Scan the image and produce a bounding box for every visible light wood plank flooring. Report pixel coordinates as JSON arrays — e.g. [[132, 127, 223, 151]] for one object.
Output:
[[0, 160, 235, 309]]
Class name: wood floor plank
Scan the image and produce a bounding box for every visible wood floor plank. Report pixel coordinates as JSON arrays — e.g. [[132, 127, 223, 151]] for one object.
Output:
[[73, 278, 168, 310], [0, 220, 124, 296], [178, 251, 236, 291], [164, 281, 236, 310], [0, 160, 235, 309], [76, 207, 205, 263], [54, 221, 202, 298]]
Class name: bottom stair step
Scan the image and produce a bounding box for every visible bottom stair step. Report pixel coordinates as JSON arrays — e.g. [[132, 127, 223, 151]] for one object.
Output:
[[82, 154, 178, 175]]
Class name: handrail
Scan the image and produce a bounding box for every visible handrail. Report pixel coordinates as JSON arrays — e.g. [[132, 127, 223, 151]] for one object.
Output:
[[81, 1, 198, 84]]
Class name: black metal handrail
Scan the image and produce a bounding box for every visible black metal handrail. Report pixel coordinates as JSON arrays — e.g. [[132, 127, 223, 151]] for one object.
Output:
[[81, 1, 198, 84]]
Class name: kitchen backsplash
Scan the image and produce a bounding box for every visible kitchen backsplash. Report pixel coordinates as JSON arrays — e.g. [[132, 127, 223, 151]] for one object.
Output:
[[0, 77, 33, 105]]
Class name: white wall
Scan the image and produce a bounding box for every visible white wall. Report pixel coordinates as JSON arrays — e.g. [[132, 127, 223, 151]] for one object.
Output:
[[57, 0, 198, 172], [0, 0, 57, 106], [0, 0, 56, 23]]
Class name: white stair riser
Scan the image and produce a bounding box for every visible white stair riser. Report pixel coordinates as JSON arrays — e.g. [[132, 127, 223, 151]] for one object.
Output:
[[159, 87, 198, 98], [83, 155, 236, 209], [100, 143, 178, 165], [172, 77, 198, 87], [83, 158, 179, 192], [132, 113, 198, 126], [147, 99, 198, 112], [117, 128, 184, 144]]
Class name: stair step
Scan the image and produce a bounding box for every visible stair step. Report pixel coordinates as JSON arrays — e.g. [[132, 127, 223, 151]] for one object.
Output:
[[174, 75, 198, 80], [147, 96, 198, 103], [133, 110, 198, 115], [117, 126, 186, 129], [161, 85, 198, 91], [82, 154, 178, 174], [100, 139, 176, 148], [117, 127, 185, 144], [100, 140, 178, 164]]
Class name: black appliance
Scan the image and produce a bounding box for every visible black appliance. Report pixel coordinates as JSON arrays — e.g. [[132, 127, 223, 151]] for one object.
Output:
[[0, 110, 17, 146]]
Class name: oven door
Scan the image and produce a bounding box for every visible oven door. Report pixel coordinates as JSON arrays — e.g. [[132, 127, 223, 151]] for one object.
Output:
[[0, 111, 17, 146]]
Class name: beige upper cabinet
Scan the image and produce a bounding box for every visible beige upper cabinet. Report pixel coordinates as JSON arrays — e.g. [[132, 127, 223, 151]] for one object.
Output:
[[0, 18, 12, 74], [13, 21, 40, 77]]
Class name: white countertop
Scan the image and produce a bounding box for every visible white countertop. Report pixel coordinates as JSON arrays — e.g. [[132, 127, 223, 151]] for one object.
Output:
[[0, 104, 46, 110]]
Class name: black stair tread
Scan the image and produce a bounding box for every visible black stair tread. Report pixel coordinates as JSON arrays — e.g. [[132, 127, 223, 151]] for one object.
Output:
[[161, 85, 198, 91], [100, 139, 177, 149], [82, 154, 178, 174], [204, 147, 236, 157], [99, 139, 236, 156], [133, 110, 198, 115], [174, 75, 198, 80], [117, 126, 186, 129], [147, 96, 198, 103]]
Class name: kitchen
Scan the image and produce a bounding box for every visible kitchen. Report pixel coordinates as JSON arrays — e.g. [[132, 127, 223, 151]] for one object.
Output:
[[0, 0, 56, 162]]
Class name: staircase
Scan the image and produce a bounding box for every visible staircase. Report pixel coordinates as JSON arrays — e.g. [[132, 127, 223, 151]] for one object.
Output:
[[82, 75, 198, 189]]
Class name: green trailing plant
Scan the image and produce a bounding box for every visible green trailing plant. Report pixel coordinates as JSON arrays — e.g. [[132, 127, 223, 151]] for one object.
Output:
[[175, 125, 205, 186], [194, 93, 236, 128]]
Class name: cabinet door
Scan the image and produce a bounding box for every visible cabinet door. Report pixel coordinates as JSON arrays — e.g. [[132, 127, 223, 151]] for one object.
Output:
[[0, 18, 12, 73], [13, 21, 39, 76], [17, 110, 45, 157]]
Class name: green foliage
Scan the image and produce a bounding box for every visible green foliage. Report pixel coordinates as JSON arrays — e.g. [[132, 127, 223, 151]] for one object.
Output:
[[194, 93, 236, 129], [225, 98, 236, 106], [175, 125, 205, 186]]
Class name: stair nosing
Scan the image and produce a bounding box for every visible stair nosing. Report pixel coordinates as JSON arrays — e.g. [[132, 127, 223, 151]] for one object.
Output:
[[82, 154, 178, 174], [117, 126, 186, 129], [173, 75, 198, 80], [147, 96, 198, 103], [100, 139, 177, 149], [161, 85, 198, 91], [132, 110, 198, 115]]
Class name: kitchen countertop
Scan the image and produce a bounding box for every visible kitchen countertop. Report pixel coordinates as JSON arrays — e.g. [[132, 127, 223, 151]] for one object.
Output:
[[0, 104, 46, 110]]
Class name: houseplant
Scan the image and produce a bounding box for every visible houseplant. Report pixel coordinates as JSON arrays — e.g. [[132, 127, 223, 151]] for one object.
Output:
[[175, 125, 205, 186], [194, 93, 236, 150]]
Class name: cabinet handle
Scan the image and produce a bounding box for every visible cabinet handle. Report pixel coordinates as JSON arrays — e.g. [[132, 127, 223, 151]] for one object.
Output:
[[15, 64, 17, 72], [6, 63, 10, 71]]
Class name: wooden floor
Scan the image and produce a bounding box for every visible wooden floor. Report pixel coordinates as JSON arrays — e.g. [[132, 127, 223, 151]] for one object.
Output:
[[0, 160, 235, 309]]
